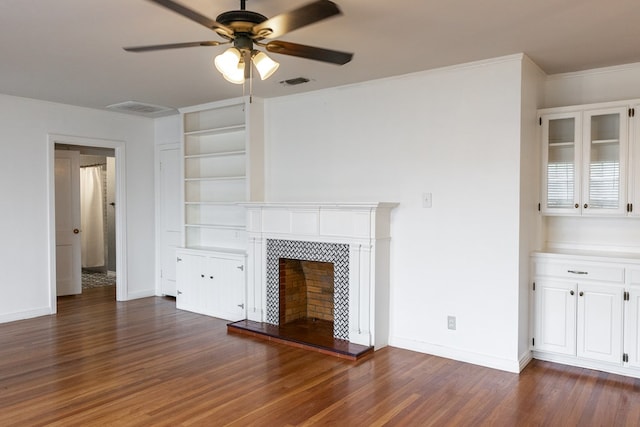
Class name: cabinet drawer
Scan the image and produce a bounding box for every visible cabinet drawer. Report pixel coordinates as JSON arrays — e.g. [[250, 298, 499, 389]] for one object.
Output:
[[534, 261, 625, 283]]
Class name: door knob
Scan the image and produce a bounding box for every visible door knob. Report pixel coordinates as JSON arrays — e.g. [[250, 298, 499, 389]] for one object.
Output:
[[73, 228, 80, 234], [570, 290, 575, 295]]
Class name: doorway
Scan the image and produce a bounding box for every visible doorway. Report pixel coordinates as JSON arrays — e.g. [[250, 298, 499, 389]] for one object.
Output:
[[48, 135, 127, 312]]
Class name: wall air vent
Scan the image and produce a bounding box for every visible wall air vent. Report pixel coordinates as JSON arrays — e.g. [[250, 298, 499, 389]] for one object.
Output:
[[106, 101, 176, 117], [279, 77, 311, 86]]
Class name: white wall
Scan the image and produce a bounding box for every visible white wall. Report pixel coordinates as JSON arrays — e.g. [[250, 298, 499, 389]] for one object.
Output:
[[264, 55, 528, 371], [0, 94, 156, 322], [544, 62, 640, 108]]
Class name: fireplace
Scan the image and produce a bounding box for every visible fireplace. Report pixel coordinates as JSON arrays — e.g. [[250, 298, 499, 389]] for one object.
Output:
[[233, 202, 397, 354], [265, 238, 350, 340], [279, 258, 334, 325]]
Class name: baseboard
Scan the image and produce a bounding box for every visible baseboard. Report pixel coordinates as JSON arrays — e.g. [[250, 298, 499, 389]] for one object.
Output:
[[389, 336, 522, 373], [519, 350, 533, 371], [0, 306, 53, 324]]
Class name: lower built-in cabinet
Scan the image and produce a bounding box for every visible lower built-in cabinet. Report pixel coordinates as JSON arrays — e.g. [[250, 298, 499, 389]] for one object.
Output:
[[532, 252, 640, 377], [176, 248, 246, 321]]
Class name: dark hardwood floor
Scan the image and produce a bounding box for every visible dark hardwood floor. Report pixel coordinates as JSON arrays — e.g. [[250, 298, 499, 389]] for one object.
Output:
[[1, 286, 640, 426]]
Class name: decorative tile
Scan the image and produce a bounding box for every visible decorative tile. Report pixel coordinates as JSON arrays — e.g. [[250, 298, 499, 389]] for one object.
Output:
[[266, 239, 350, 340]]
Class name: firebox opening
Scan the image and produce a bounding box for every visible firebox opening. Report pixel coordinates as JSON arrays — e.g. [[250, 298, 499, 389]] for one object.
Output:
[[279, 258, 334, 335]]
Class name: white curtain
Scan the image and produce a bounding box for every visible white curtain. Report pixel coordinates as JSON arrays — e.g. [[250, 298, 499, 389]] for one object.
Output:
[[80, 166, 105, 268]]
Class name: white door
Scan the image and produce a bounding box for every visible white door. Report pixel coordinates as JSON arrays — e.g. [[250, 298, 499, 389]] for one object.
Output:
[[534, 279, 577, 355], [581, 107, 628, 216], [577, 283, 623, 363], [159, 145, 181, 296], [55, 150, 82, 295], [217, 257, 246, 321], [176, 252, 206, 313], [625, 288, 640, 367]]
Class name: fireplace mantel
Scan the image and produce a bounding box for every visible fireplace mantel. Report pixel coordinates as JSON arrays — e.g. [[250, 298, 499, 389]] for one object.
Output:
[[241, 202, 397, 348]]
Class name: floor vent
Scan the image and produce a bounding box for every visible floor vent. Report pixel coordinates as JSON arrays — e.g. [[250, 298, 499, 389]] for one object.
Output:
[[106, 101, 176, 117]]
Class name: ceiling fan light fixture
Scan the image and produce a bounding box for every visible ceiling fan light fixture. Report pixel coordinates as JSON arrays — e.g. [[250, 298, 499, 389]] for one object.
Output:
[[252, 51, 280, 80], [214, 47, 245, 84]]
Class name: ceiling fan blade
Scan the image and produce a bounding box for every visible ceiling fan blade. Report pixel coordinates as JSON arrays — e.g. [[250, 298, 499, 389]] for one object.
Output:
[[266, 40, 353, 65], [253, 0, 342, 39], [124, 41, 222, 52], [147, 0, 233, 37]]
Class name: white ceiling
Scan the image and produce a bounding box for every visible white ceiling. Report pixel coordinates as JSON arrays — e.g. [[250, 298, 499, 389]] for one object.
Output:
[[2, 0, 640, 114]]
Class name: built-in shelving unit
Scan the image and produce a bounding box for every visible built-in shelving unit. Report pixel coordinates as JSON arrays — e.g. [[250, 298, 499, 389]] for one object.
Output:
[[179, 97, 264, 252], [175, 97, 263, 321]]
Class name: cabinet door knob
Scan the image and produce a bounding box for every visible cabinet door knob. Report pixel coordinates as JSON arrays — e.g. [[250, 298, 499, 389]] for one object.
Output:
[[210, 276, 214, 279], [579, 291, 584, 297], [200, 274, 205, 278], [574, 203, 579, 209], [584, 203, 588, 209], [570, 290, 575, 296]]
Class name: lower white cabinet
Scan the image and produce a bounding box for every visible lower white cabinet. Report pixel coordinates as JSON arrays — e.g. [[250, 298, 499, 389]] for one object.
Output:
[[625, 283, 640, 368], [176, 248, 246, 321], [532, 252, 640, 377]]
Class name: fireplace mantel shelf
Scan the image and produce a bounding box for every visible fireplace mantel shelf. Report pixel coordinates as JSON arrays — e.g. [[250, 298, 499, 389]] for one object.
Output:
[[239, 202, 399, 209]]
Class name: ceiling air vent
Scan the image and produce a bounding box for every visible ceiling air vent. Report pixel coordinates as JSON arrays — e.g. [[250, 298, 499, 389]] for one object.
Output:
[[279, 77, 311, 86], [106, 101, 176, 117]]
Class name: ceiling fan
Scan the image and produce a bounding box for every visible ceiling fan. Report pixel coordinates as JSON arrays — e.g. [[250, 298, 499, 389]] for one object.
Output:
[[124, 0, 354, 84]]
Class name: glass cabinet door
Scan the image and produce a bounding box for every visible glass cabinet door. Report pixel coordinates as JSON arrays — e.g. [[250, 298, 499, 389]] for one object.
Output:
[[541, 112, 582, 215], [582, 107, 628, 216]]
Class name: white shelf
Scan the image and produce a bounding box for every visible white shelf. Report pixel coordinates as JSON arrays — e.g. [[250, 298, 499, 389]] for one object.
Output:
[[185, 223, 245, 230], [185, 201, 240, 206], [184, 150, 246, 159], [184, 124, 245, 136], [592, 139, 620, 144], [549, 141, 575, 146], [185, 176, 245, 182]]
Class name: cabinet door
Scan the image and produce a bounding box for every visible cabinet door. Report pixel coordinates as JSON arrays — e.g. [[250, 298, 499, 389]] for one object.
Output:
[[215, 257, 246, 321], [625, 288, 640, 368], [534, 279, 577, 355], [576, 283, 623, 364], [581, 107, 628, 216], [628, 105, 640, 216], [176, 253, 207, 313], [540, 112, 582, 215]]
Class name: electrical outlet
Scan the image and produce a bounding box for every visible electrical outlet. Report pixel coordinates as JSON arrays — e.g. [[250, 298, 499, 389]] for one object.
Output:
[[447, 315, 456, 330], [422, 192, 432, 208]]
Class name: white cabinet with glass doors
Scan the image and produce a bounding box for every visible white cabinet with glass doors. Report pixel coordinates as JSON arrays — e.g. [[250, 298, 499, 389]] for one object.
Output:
[[627, 104, 640, 216], [539, 104, 629, 216]]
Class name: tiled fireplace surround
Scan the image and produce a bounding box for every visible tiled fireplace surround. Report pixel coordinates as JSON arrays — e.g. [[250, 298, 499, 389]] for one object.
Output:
[[243, 202, 396, 348]]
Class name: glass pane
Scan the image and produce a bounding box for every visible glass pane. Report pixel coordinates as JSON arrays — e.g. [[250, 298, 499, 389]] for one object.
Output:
[[549, 117, 575, 144], [547, 118, 575, 208], [589, 114, 620, 209]]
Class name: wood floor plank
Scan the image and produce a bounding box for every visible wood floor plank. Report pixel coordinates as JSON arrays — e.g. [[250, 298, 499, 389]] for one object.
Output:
[[1, 286, 640, 426]]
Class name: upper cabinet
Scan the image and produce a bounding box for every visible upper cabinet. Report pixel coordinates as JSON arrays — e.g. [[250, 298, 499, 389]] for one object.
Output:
[[628, 103, 640, 216], [179, 97, 264, 251], [540, 103, 630, 216]]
